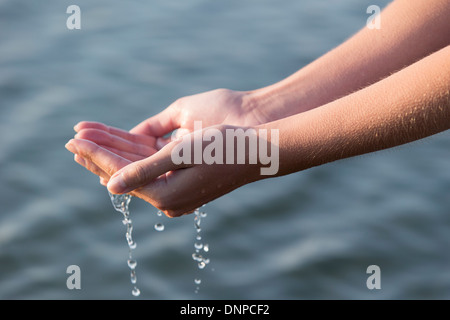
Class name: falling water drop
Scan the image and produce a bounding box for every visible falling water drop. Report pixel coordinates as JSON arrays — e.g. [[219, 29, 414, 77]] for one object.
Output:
[[191, 207, 210, 293], [128, 241, 137, 250], [132, 287, 141, 297], [127, 259, 137, 270], [108, 192, 140, 297]]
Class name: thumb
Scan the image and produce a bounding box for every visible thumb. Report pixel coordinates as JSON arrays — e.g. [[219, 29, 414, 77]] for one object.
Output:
[[130, 106, 180, 138], [106, 144, 177, 194]]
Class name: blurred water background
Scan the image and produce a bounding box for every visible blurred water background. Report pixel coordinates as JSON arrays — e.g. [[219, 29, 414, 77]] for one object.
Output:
[[1, 0, 449, 300]]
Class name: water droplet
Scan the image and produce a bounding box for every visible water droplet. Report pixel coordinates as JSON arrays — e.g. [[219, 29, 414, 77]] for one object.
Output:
[[154, 223, 165, 232], [132, 287, 140, 297], [126, 231, 133, 244], [130, 270, 137, 284], [157, 210, 162, 217], [128, 241, 137, 250], [109, 192, 140, 297], [192, 253, 203, 262], [191, 206, 210, 292], [127, 259, 137, 270]]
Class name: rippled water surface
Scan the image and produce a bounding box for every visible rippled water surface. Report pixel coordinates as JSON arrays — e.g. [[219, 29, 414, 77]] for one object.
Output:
[[1, 0, 449, 299]]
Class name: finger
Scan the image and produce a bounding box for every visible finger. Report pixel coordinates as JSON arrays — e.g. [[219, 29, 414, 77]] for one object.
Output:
[[138, 165, 223, 217], [75, 128, 155, 158], [146, 161, 248, 217], [74, 121, 156, 147], [106, 141, 187, 194], [130, 106, 180, 138], [74, 154, 110, 180], [100, 177, 109, 186], [101, 145, 148, 162], [65, 138, 131, 178]]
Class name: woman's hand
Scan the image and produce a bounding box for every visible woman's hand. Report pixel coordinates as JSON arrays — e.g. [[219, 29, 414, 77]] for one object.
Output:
[[71, 88, 271, 188], [66, 124, 263, 217], [74, 88, 269, 150]]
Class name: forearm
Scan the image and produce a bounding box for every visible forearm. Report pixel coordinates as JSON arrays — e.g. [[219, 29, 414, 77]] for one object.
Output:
[[260, 45, 450, 177], [247, 0, 450, 122]]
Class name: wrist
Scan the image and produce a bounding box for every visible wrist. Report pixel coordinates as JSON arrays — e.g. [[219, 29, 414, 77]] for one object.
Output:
[[244, 77, 313, 124], [211, 124, 280, 182]]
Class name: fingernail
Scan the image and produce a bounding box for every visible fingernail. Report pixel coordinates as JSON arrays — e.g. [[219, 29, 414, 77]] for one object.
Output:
[[74, 123, 81, 132], [99, 177, 108, 186], [65, 139, 77, 153], [107, 172, 128, 194]]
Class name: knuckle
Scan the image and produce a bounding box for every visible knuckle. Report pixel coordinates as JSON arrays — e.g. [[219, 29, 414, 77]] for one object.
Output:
[[172, 97, 185, 109], [134, 162, 147, 176], [125, 162, 150, 186]]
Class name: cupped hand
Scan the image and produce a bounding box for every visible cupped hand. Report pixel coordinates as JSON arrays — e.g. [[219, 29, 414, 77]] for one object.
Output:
[[70, 122, 158, 186], [71, 88, 268, 188], [127, 88, 268, 147], [66, 124, 262, 217]]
